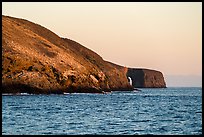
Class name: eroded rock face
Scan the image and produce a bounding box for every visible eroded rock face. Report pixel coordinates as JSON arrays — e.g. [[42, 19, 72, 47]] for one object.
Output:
[[2, 15, 132, 94], [2, 15, 166, 94], [127, 68, 166, 88]]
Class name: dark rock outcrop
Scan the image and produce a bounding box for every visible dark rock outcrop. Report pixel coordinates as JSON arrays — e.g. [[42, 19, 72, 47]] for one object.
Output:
[[127, 68, 166, 88]]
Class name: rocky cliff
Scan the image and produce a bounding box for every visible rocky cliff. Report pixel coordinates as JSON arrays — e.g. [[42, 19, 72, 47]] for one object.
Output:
[[2, 15, 132, 94], [127, 68, 166, 88], [2, 15, 166, 94]]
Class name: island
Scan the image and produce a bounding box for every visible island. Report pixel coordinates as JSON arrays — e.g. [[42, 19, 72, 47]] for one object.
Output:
[[2, 15, 166, 94]]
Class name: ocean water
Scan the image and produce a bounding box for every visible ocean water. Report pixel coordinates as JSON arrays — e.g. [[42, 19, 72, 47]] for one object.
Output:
[[2, 87, 202, 135]]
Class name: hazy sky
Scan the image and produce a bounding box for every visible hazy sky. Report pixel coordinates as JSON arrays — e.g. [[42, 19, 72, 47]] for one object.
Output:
[[2, 2, 202, 87]]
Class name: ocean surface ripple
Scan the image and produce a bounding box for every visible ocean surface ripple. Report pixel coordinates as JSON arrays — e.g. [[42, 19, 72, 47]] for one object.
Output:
[[2, 87, 202, 135]]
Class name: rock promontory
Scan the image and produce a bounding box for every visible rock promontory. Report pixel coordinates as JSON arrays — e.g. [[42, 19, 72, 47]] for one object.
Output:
[[2, 15, 166, 94], [127, 68, 166, 88]]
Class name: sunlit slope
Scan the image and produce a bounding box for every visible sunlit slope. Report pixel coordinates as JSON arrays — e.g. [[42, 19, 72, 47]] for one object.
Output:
[[2, 15, 132, 94]]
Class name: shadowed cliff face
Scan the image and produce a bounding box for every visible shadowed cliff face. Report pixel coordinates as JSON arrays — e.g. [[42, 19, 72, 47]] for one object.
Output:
[[126, 69, 144, 87], [127, 68, 166, 88], [2, 15, 132, 94]]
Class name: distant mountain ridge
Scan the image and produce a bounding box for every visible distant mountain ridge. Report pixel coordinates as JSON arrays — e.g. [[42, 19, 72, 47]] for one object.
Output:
[[165, 75, 201, 87], [2, 15, 166, 94]]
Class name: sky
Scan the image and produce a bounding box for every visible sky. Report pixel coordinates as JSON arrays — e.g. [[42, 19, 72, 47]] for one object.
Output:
[[2, 2, 202, 87]]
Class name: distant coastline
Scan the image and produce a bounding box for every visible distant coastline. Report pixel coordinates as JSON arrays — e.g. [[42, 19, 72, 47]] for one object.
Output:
[[165, 75, 202, 87]]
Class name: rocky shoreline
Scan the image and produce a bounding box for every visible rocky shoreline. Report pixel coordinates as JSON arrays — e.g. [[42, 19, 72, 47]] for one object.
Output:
[[2, 83, 134, 94]]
